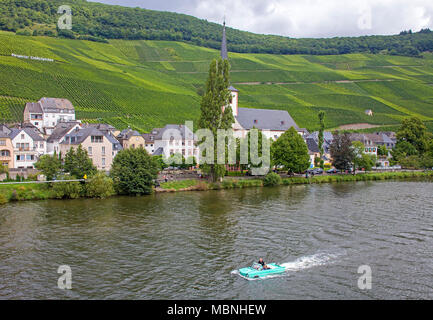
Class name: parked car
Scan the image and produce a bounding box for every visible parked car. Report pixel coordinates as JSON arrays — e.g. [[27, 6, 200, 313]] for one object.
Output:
[[327, 168, 340, 174], [307, 168, 324, 175]]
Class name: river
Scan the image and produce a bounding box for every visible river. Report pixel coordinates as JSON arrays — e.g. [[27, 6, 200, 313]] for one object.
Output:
[[0, 181, 432, 299]]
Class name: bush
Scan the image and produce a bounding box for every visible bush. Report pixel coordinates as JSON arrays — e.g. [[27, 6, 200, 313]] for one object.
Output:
[[85, 172, 115, 199], [0, 193, 7, 205], [263, 172, 282, 186], [399, 155, 422, 169], [110, 148, 159, 195], [51, 182, 82, 199]]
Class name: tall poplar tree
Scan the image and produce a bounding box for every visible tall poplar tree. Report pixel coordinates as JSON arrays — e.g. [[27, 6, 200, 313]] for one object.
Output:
[[198, 58, 235, 182], [318, 111, 325, 159]]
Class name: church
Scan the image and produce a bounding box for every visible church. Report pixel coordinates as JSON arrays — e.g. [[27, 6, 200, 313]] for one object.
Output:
[[221, 22, 307, 141]]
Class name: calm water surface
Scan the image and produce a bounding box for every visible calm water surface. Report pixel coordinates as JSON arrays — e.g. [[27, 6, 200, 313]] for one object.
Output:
[[0, 181, 432, 299]]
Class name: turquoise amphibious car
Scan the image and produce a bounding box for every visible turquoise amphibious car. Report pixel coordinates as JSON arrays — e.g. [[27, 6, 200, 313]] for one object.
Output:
[[238, 263, 286, 279]]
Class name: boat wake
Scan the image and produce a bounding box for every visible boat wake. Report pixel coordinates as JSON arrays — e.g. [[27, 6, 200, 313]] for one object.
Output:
[[232, 250, 344, 280], [280, 251, 342, 271]]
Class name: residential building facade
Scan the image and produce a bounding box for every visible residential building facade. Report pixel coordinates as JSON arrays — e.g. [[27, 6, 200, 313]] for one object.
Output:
[[46, 122, 82, 155], [24, 97, 76, 135], [152, 125, 198, 160], [117, 128, 145, 150], [0, 131, 14, 169], [10, 127, 46, 169], [60, 127, 119, 171]]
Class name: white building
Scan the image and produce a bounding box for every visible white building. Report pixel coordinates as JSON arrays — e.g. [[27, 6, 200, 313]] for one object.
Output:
[[9, 127, 46, 169], [46, 122, 82, 155], [24, 98, 76, 135], [151, 125, 198, 161]]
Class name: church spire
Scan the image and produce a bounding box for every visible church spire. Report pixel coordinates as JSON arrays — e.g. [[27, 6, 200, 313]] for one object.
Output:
[[221, 20, 228, 60]]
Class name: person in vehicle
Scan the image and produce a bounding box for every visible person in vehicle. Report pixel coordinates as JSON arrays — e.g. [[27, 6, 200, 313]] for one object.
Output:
[[258, 258, 271, 270]]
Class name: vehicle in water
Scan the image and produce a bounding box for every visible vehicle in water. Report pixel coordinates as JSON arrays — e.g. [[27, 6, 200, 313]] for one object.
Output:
[[238, 263, 286, 279]]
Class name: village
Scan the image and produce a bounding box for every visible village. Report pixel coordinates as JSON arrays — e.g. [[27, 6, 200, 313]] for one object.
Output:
[[0, 23, 402, 182], [0, 92, 398, 181]]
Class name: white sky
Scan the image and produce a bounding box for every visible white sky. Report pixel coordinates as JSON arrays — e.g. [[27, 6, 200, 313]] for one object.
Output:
[[91, 0, 433, 38]]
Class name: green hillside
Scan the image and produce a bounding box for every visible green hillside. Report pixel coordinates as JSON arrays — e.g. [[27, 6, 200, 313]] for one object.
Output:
[[0, 31, 433, 132], [2, 0, 433, 56]]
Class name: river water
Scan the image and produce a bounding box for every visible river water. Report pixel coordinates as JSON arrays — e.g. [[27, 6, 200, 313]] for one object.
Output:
[[0, 181, 432, 299]]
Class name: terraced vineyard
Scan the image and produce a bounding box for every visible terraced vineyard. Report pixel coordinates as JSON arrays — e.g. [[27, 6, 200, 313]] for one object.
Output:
[[0, 31, 433, 132]]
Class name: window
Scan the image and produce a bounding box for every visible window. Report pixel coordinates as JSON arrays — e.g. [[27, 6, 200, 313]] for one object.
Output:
[[26, 155, 34, 161], [88, 147, 92, 155], [35, 122, 39, 126], [17, 143, 29, 150], [21, 134, 25, 139], [102, 146, 106, 155], [0, 150, 10, 157], [0, 140, 6, 146], [102, 158, 106, 166], [91, 136, 103, 143], [40, 142, 44, 148]]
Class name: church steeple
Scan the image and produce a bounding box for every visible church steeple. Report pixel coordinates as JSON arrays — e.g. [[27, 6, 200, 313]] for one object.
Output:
[[221, 20, 228, 60]]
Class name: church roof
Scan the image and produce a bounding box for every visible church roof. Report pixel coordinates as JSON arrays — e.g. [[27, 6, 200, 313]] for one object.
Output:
[[235, 108, 299, 131], [221, 22, 228, 60]]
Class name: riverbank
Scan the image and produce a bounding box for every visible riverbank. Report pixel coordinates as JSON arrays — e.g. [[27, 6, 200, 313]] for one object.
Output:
[[157, 171, 433, 192], [1, 171, 433, 205]]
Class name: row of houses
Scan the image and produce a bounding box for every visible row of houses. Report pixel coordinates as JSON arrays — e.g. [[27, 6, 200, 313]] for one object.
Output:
[[0, 98, 203, 171], [1, 97, 397, 173], [304, 131, 397, 166]]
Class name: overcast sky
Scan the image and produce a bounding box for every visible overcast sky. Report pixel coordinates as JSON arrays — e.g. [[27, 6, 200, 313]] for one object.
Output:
[[90, 0, 433, 38]]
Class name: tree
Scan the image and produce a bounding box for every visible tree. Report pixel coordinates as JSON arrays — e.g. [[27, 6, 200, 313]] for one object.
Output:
[[330, 132, 355, 171], [64, 145, 97, 179], [198, 58, 235, 182], [86, 172, 115, 199], [110, 148, 159, 195], [271, 127, 310, 173], [318, 111, 325, 161], [421, 139, 433, 168], [154, 155, 168, 171], [391, 140, 418, 162], [352, 141, 365, 170], [377, 145, 389, 157], [396, 117, 430, 154], [34, 153, 62, 181]]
